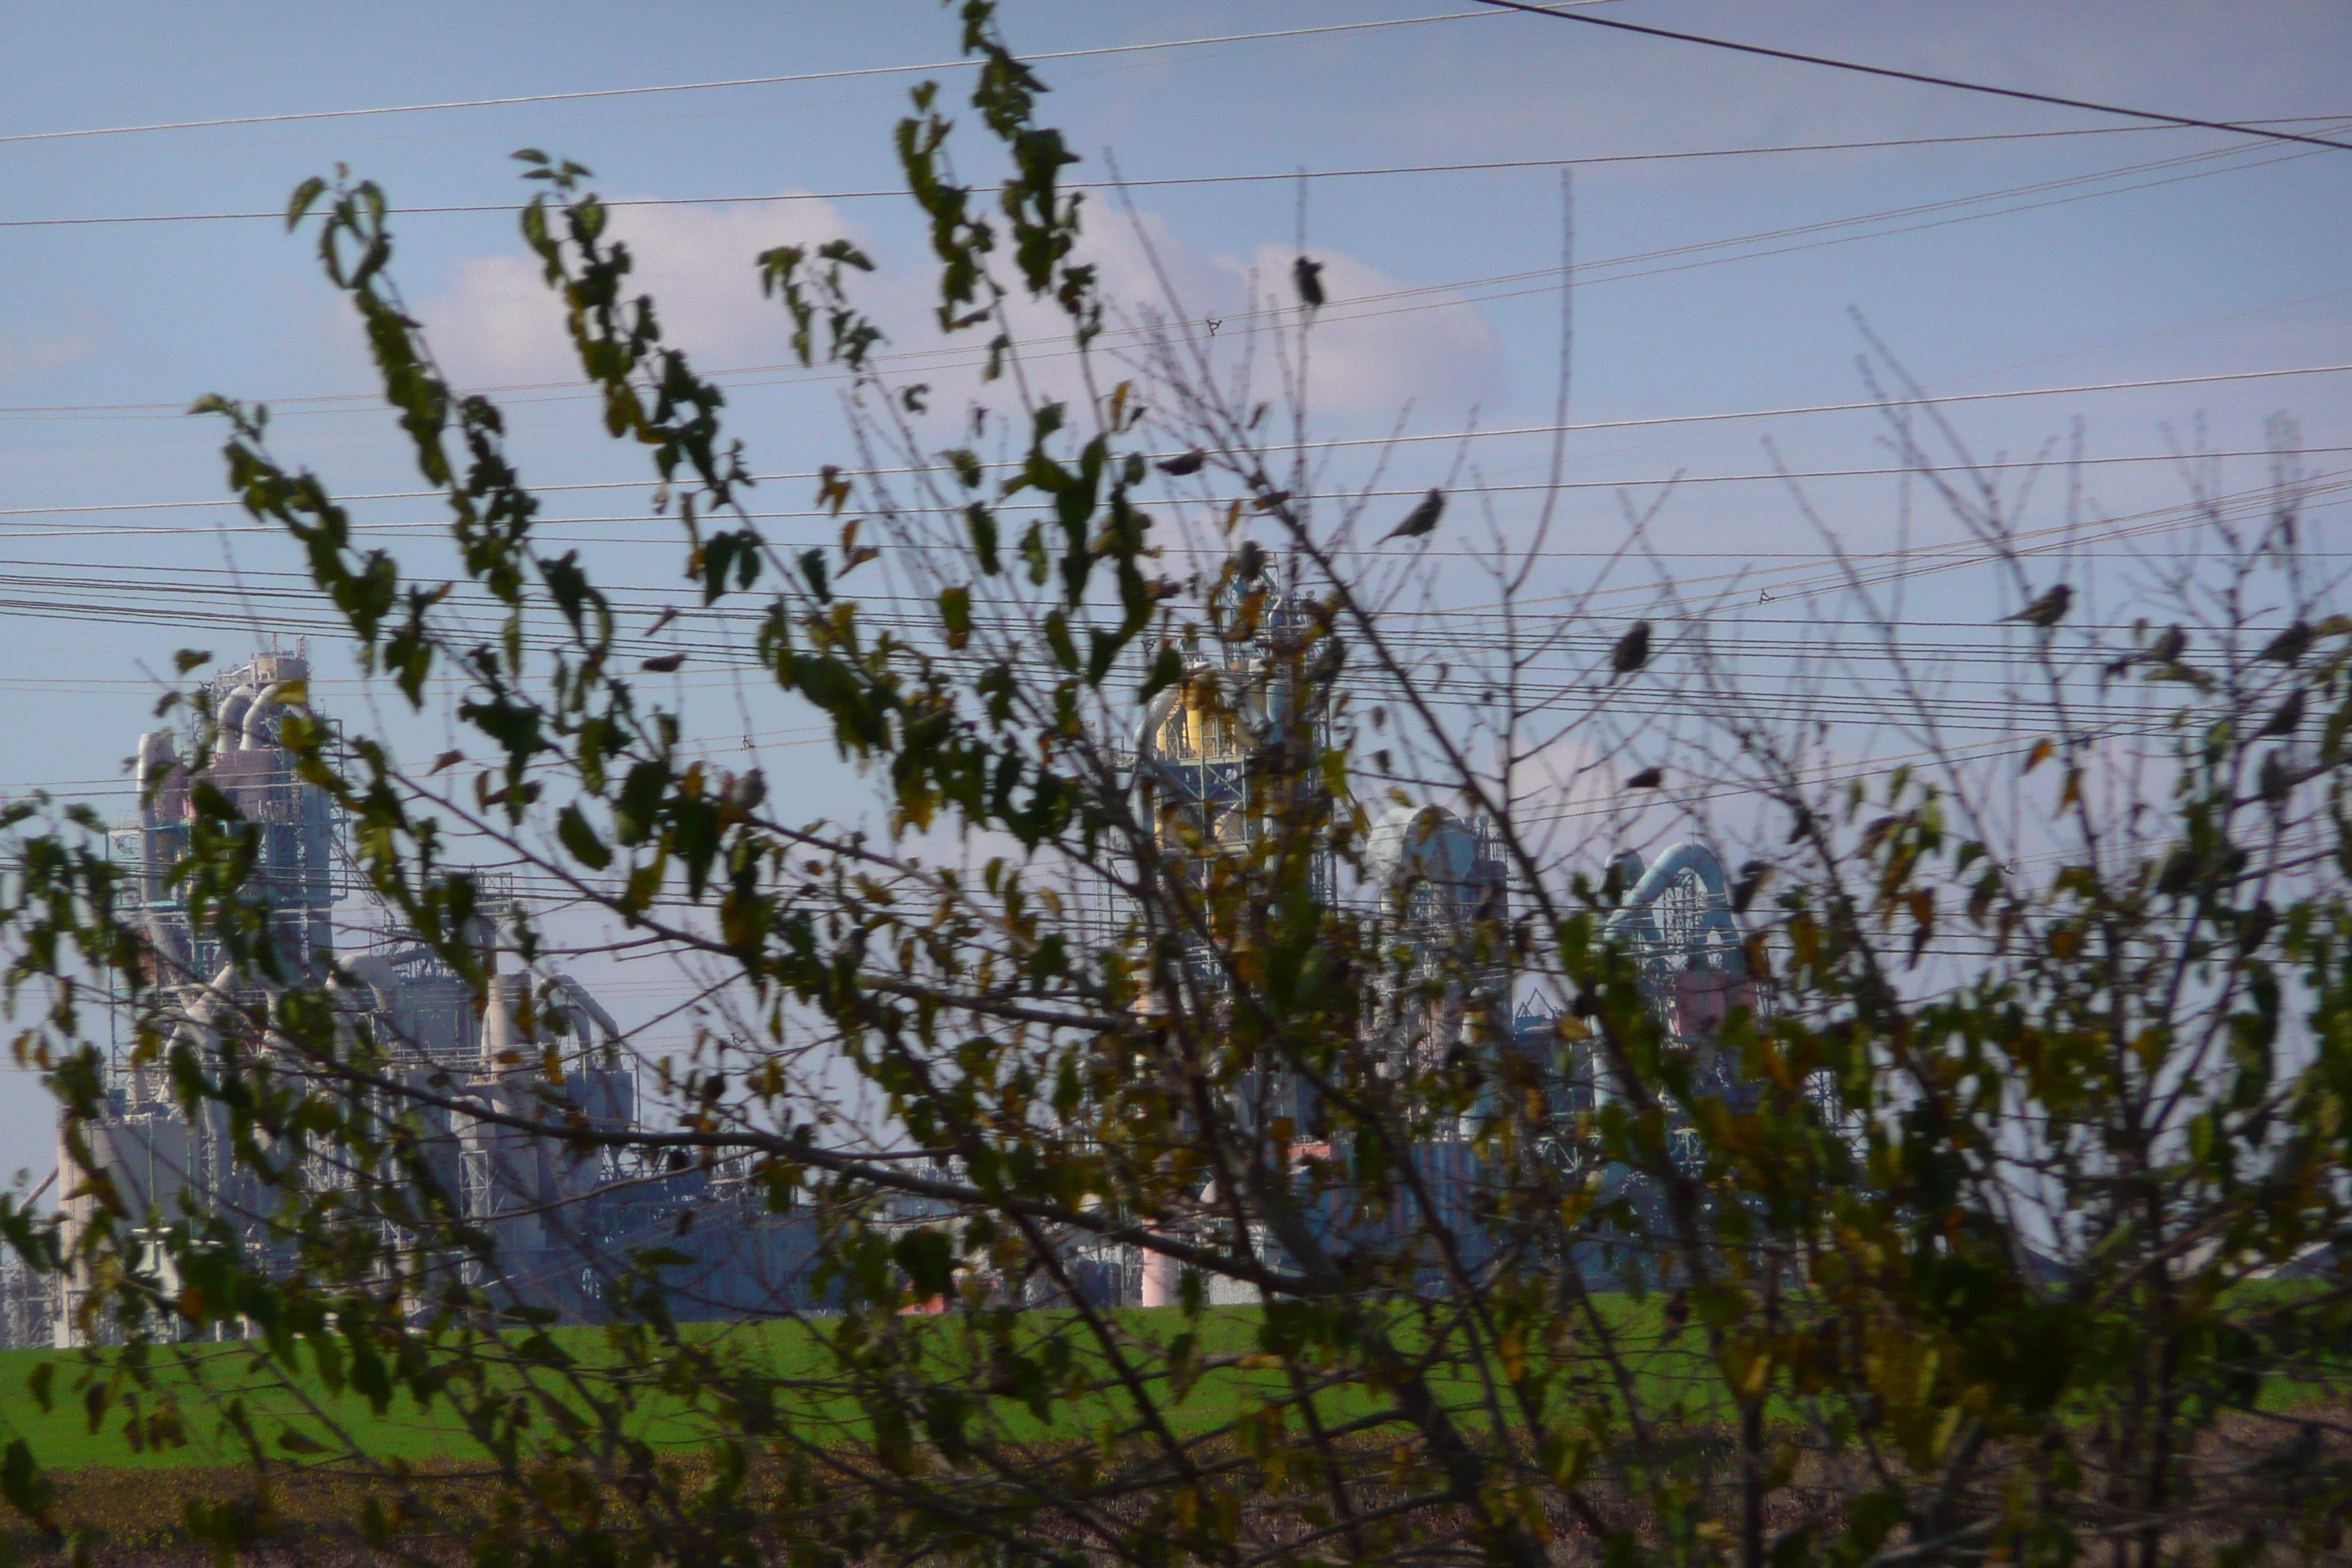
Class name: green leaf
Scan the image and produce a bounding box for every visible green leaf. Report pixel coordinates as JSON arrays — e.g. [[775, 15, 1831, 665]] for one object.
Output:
[[1042, 610, 1077, 671], [285, 176, 328, 231], [557, 804, 612, 870], [894, 1229, 955, 1300]]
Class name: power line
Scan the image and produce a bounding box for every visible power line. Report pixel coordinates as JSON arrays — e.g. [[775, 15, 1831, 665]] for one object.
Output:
[[0, 10, 1499, 147], [3, 127, 2322, 426], [12, 125, 2325, 432], [0, 445, 2340, 545], [0, 470, 2320, 656], [9, 116, 2347, 233], [5, 362, 2344, 518], [1472, 0, 2352, 154]]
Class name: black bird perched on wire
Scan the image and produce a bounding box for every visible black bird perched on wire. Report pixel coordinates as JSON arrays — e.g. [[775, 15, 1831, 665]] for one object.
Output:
[[641, 652, 686, 674], [1156, 448, 1206, 477], [1293, 255, 1325, 310], [2261, 687, 2306, 737], [1610, 619, 1653, 676], [723, 767, 767, 814], [2105, 622, 2187, 681], [1625, 766, 1665, 790], [1383, 488, 1445, 541], [2261, 619, 2315, 666], [2002, 584, 2073, 628]]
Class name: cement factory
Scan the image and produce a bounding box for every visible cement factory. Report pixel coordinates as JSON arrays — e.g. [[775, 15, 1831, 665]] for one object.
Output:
[[4, 622, 1755, 1345], [15, 647, 818, 1346]]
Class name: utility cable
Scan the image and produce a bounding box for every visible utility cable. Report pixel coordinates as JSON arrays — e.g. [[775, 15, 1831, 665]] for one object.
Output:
[[2, 127, 2323, 426], [12, 130, 2323, 428], [1472, 0, 2352, 154], [5, 361, 2344, 513], [8, 116, 2347, 232], [0, 11, 1501, 146], [0, 445, 2340, 542]]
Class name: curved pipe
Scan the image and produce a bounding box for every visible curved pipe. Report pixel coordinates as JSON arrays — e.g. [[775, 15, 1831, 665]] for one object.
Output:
[[1602, 841, 1737, 946], [336, 954, 402, 1014], [216, 685, 258, 750], [159, 964, 243, 1066], [544, 972, 623, 1046], [244, 682, 312, 750]]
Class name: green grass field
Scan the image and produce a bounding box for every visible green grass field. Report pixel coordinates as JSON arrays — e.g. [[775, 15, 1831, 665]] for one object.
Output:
[[10, 1289, 2325, 1479], [0, 1301, 1718, 1473]]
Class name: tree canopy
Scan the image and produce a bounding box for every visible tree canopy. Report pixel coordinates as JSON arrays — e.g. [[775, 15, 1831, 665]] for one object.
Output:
[[1, 7, 2348, 1565]]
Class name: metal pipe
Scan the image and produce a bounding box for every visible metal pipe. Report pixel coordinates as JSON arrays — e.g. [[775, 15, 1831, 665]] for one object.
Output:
[[242, 682, 290, 749], [216, 684, 258, 750], [1602, 840, 1735, 944], [134, 731, 176, 801], [336, 954, 402, 1013], [544, 972, 623, 1045]]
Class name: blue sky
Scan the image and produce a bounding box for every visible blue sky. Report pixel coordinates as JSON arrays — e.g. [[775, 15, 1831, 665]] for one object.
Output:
[[0, 0, 2346, 1176]]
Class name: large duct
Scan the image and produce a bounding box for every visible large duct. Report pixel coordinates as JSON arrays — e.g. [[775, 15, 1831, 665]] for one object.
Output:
[[1602, 841, 1738, 948], [134, 731, 176, 797], [544, 972, 622, 1046], [336, 954, 402, 1014], [215, 685, 258, 750], [241, 682, 309, 750]]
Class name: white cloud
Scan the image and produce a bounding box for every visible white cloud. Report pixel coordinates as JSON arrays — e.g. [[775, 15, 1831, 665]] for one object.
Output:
[[421, 194, 870, 386], [0, 303, 103, 384], [420, 194, 1505, 436], [1039, 212, 1507, 424], [1232, 244, 1505, 422]]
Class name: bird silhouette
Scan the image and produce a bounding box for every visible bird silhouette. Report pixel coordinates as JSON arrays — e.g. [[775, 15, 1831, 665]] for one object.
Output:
[[1382, 488, 1446, 541], [646, 606, 679, 636], [2261, 687, 2306, 737], [1610, 620, 1653, 676], [2260, 620, 2315, 666], [2002, 584, 2073, 628], [641, 652, 686, 674], [1156, 448, 1206, 477], [2259, 750, 2295, 805], [1625, 766, 1665, 790], [2104, 622, 2187, 681], [725, 766, 767, 813], [1292, 255, 1325, 310]]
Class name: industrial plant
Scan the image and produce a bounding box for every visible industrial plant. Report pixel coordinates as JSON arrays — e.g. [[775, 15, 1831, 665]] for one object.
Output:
[[18, 647, 818, 1347], [7, 621, 1757, 1345]]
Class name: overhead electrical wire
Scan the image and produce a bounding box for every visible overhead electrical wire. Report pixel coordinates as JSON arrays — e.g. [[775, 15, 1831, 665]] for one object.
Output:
[[0, 445, 2339, 549], [0, 465, 2315, 671], [6, 122, 2334, 423], [1472, 0, 2352, 154], [5, 367, 2345, 521], [0, 458, 2311, 669], [8, 116, 2348, 233], [0, 10, 1507, 147]]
